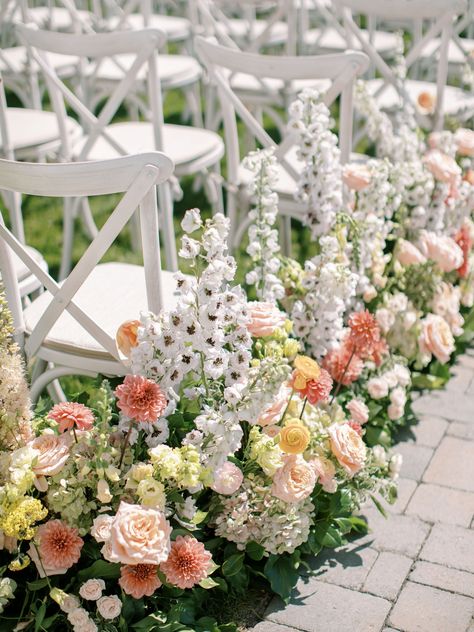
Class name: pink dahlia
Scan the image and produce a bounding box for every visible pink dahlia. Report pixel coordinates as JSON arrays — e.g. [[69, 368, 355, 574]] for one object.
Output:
[[322, 343, 364, 386], [347, 310, 381, 357], [160, 536, 212, 589], [114, 375, 167, 423], [36, 520, 83, 571], [291, 368, 333, 405], [118, 564, 161, 598], [48, 402, 95, 433]]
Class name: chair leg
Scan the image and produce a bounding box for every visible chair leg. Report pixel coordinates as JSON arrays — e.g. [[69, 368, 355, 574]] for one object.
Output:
[[158, 182, 178, 272], [80, 198, 99, 241], [59, 198, 76, 280]]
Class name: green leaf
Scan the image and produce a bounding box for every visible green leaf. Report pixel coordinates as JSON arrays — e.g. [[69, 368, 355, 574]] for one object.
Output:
[[264, 554, 299, 602], [313, 523, 344, 548], [245, 541, 266, 561], [222, 553, 244, 578], [347, 516, 369, 534], [27, 578, 49, 591], [192, 510, 208, 525], [34, 602, 46, 632], [131, 614, 166, 631], [370, 494, 388, 518], [365, 426, 391, 448], [198, 577, 220, 589], [77, 560, 121, 581], [411, 372, 448, 390]]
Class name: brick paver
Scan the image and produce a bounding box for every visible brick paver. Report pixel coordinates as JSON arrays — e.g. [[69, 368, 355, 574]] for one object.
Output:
[[251, 353, 474, 631]]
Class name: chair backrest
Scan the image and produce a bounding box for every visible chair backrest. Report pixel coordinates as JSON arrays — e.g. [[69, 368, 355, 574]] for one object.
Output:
[[0, 152, 173, 359], [16, 24, 167, 161], [333, 0, 467, 129], [195, 35, 369, 186]]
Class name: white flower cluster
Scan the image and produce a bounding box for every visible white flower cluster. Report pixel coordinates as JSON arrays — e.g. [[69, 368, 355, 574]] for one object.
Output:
[[367, 363, 411, 421], [243, 148, 285, 302], [291, 236, 358, 358], [288, 88, 343, 239], [214, 474, 314, 555], [376, 293, 420, 361], [0, 577, 16, 614]]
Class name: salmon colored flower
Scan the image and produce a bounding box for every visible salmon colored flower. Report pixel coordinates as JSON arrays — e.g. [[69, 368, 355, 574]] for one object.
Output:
[[247, 302, 286, 337], [455, 223, 472, 279], [48, 402, 94, 433], [119, 564, 162, 598], [292, 355, 321, 390], [328, 424, 367, 477], [347, 310, 381, 357], [271, 455, 316, 503], [116, 320, 140, 357], [160, 536, 212, 589], [33, 520, 83, 576], [115, 376, 167, 423], [322, 342, 364, 386], [279, 423, 310, 454], [417, 91, 436, 115]]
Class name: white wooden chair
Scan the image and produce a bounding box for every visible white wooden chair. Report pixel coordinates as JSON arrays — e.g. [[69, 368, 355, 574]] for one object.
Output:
[[195, 36, 369, 250], [0, 152, 175, 401], [17, 24, 224, 278], [334, 0, 474, 130]]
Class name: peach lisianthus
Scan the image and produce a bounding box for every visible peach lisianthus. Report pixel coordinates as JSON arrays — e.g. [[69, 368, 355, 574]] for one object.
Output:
[[160, 535, 212, 589], [30, 520, 83, 577], [418, 231, 464, 273], [423, 149, 461, 186], [346, 399, 369, 425], [116, 320, 141, 357], [418, 314, 455, 364], [328, 423, 367, 477], [115, 375, 167, 423], [342, 163, 371, 191], [29, 433, 71, 478], [395, 239, 426, 266], [107, 501, 171, 566], [119, 564, 162, 598], [247, 301, 286, 337], [48, 402, 94, 433], [454, 128, 474, 156], [271, 455, 316, 504]]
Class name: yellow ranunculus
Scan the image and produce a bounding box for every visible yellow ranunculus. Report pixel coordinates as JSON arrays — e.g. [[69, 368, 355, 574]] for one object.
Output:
[[293, 356, 320, 389], [278, 423, 311, 455]]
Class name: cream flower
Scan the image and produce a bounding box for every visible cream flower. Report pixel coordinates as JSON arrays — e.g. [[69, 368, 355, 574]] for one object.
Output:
[[97, 595, 122, 620], [418, 314, 455, 364], [247, 301, 286, 337], [79, 579, 105, 601], [91, 515, 114, 543], [271, 455, 316, 504], [328, 424, 367, 477]]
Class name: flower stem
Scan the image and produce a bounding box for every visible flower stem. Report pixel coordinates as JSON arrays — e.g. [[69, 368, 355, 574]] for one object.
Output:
[[330, 346, 356, 404], [72, 428, 78, 443], [279, 388, 295, 425], [299, 397, 307, 419], [119, 423, 133, 468]]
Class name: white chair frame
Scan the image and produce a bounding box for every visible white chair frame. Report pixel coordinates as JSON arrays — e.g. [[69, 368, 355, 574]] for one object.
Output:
[[195, 36, 369, 249], [0, 152, 174, 401], [334, 0, 468, 130]]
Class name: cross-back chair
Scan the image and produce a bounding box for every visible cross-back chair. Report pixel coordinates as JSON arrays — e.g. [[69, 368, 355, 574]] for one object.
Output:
[[0, 152, 175, 401], [195, 36, 369, 251], [334, 0, 473, 130], [17, 24, 224, 278]]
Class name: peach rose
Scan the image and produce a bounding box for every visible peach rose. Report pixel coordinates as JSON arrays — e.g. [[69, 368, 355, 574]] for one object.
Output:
[[417, 91, 436, 115], [342, 164, 371, 191], [454, 128, 474, 156], [79, 579, 105, 601], [247, 301, 286, 337], [116, 320, 140, 357], [418, 231, 464, 273], [271, 455, 316, 504], [211, 461, 244, 495], [418, 314, 455, 364], [106, 501, 171, 565], [91, 515, 114, 543], [423, 150, 461, 185], [309, 456, 337, 493], [346, 399, 369, 425], [328, 423, 367, 477], [395, 239, 426, 266], [278, 423, 310, 454], [256, 383, 292, 427], [29, 433, 71, 479], [97, 595, 122, 620]]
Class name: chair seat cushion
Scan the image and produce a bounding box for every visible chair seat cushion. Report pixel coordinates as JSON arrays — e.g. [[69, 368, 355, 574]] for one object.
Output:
[[23, 262, 186, 359], [366, 78, 474, 116], [419, 37, 474, 65], [0, 46, 78, 76], [12, 245, 46, 282], [2, 109, 81, 152], [224, 18, 288, 46], [230, 74, 331, 102], [304, 27, 400, 55], [74, 122, 224, 168], [85, 54, 202, 89], [107, 14, 191, 42], [25, 6, 92, 30]]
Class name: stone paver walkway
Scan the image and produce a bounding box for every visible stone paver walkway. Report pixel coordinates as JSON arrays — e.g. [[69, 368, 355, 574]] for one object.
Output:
[[252, 352, 474, 632]]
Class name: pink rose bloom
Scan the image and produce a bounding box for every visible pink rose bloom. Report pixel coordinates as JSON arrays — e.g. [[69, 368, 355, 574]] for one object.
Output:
[[119, 564, 162, 598], [160, 535, 212, 589], [30, 520, 83, 577], [454, 128, 474, 156], [432, 282, 464, 336], [91, 514, 114, 543], [115, 375, 167, 423], [29, 433, 71, 480], [418, 231, 464, 273], [247, 301, 286, 338], [423, 149, 461, 185], [346, 399, 369, 425], [309, 456, 337, 493], [271, 455, 316, 504], [48, 402, 94, 433], [418, 314, 455, 364], [367, 377, 389, 400], [328, 424, 367, 477], [388, 404, 404, 421], [256, 383, 292, 427], [107, 501, 171, 565], [211, 461, 244, 495], [342, 163, 371, 191], [395, 239, 426, 266]]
